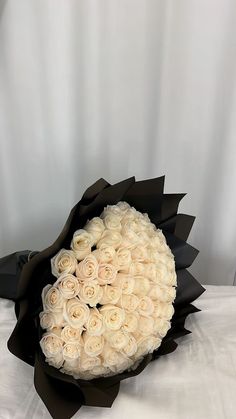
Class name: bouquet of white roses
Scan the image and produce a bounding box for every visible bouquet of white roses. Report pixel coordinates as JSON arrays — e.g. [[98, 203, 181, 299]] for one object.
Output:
[[4, 176, 204, 419], [40, 202, 177, 380]]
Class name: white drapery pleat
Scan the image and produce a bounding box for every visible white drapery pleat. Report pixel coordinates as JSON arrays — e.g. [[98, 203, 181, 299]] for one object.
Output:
[[0, 0, 236, 285]]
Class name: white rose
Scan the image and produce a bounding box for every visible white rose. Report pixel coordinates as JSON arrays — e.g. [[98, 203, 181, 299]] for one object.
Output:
[[105, 330, 129, 350], [46, 352, 64, 369], [129, 261, 145, 276], [42, 285, 64, 312], [84, 217, 105, 243], [116, 247, 132, 270], [83, 333, 104, 357], [104, 214, 122, 231], [139, 316, 154, 335], [101, 205, 123, 219], [85, 308, 104, 336], [153, 302, 174, 320], [79, 281, 103, 307], [63, 342, 81, 363], [61, 325, 83, 343], [54, 274, 80, 299], [97, 230, 122, 250], [75, 254, 98, 282], [151, 231, 170, 253], [102, 344, 131, 373], [97, 263, 117, 285], [116, 201, 130, 213], [40, 332, 63, 359], [90, 365, 111, 377], [70, 229, 94, 260], [144, 263, 157, 281], [78, 351, 101, 371], [117, 294, 140, 312], [99, 285, 122, 305], [138, 296, 154, 317], [122, 312, 139, 333], [92, 246, 117, 265], [51, 249, 77, 277], [131, 245, 149, 262], [112, 273, 135, 295], [148, 284, 176, 302], [63, 298, 89, 329], [155, 262, 176, 286], [153, 318, 171, 337], [133, 276, 150, 297], [122, 335, 137, 357], [134, 336, 161, 359], [100, 305, 125, 330], [39, 310, 64, 330]]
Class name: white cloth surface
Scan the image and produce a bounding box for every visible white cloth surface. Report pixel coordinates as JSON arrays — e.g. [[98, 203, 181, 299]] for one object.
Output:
[[1, 1, 236, 285], [0, 285, 236, 419]]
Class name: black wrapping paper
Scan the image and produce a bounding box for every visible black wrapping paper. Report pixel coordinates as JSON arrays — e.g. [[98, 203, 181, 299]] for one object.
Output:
[[0, 176, 205, 419]]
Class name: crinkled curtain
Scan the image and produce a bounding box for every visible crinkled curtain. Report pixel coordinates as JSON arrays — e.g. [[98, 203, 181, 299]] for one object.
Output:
[[0, 0, 236, 285]]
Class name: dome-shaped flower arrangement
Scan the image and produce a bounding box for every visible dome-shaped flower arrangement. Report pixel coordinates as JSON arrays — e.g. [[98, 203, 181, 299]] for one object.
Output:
[[6, 176, 205, 418]]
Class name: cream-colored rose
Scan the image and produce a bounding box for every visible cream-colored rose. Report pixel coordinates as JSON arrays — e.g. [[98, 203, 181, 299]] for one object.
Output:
[[116, 247, 132, 270], [131, 245, 149, 262], [46, 352, 64, 369], [101, 204, 123, 219], [150, 230, 170, 253], [153, 302, 174, 320], [100, 305, 125, 330], [42, 285, 64, 312], [133, 276, 150, 297], [97, 230, 122, 250], [105, 330, 129, 350], [40, 332, 63, 358], [122, 312, 139, 333], [39, 310, 64, 330], [144, 263, 157, 281], [63, 298, 89, 329], [116, 201, 130, 213], [83, 334, 104, 357], [129, 261, 145, 276], [155, 261, 176, 286], [79, 281, 103, 307], [75, 254, 98, 282], [78, 351, 101, 371], [153, 318, 171, 337], [102, 344, 130, 372], [112, 273, 135, 295], [134, 336, 161, 359], [85, 308, 104, 336], [54, 274, 80, 299], [138, 296, 154, 316], [90, 365, 111, 376], [70, 229, 94, 260], [148, 284, 176, 302], [104, 214, 122, 231], [99, 285, 122, 305], [97, 263, 117, 285], [139, 316, 154, 335], [61, 325, 83, 343], [117, 294, 139, 312], [84, 217, 105, 243], [122, 335, 137, 357], [121, 207, 138, 225], [63, 343, 81, 363], [51, 249, 77, 277], [92, 246, 117, 265]]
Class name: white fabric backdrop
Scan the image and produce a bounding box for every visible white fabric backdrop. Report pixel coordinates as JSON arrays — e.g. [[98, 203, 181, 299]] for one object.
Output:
[[0, 0, 236, 285]]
